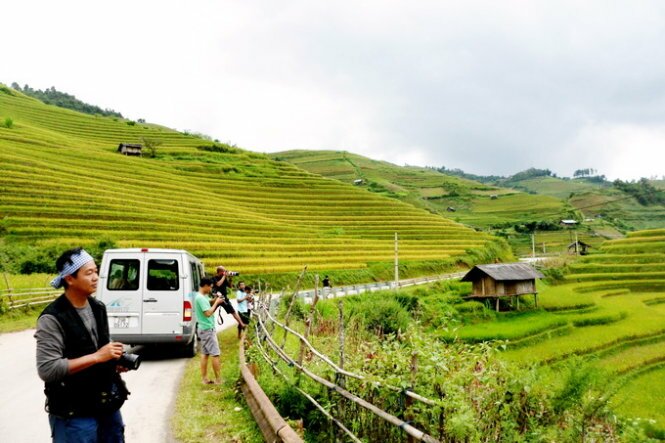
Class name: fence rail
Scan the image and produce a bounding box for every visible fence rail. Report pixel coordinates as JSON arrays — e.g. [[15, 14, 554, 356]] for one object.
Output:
[[238, 333, 303, 442], [248, 288, 443, 442], [0, 288, 60, 310]]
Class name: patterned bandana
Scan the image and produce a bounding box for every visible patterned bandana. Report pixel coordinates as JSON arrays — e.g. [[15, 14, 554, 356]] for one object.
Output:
[[50, 249, 95, 289]]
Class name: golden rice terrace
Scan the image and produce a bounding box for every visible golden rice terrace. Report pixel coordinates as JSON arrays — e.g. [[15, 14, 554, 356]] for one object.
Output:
[[0, 86, 508, 282]]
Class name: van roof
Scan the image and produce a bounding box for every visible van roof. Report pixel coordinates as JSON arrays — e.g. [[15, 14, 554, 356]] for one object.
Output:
[[103, 248, 193, 254]]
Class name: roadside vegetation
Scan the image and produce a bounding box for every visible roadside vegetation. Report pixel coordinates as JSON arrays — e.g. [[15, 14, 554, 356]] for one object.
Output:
[[173, 328, 263, 442], [246, 281, 655, 441]]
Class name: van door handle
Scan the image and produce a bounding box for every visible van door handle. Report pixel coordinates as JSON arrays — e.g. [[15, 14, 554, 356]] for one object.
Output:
[[143, 298, 158, 303]]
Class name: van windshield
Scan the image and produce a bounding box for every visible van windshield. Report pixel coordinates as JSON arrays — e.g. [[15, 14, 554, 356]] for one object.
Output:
[[147, 259, 179, 291]]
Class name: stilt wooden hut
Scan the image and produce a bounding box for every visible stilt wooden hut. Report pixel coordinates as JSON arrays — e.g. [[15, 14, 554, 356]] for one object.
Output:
[[461, 263, 544, 311]]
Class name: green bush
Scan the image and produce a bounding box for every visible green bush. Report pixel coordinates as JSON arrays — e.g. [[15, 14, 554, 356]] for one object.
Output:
[[345, 295, 410, 335], [4, 117, 13, 128]]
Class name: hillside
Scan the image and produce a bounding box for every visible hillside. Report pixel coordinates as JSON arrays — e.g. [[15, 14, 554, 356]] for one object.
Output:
[[270, 150, 619, 257], [440, 228, 665, 436], [0, 85, 510, 286], [271, 150, 573, 226], [505, 174, 665, 231]]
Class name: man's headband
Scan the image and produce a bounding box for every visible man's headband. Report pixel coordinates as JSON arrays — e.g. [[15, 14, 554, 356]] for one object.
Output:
[[50, 249, 95, 289]]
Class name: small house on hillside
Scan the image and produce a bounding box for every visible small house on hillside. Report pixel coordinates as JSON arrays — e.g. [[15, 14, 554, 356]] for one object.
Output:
[[117, 143, 143, 156], [353, 179, 364, 185], [461, 263, 544, 311], [560, 219, 578, 227], [568, 240, 591, 256]]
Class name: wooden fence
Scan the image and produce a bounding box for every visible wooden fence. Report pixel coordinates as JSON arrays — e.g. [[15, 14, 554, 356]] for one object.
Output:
[[0, 287, 60, 310], [248, 284, 443, 443], [239, 333, 303, 442]]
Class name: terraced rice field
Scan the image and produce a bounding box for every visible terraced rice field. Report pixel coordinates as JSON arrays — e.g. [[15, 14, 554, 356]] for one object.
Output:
[[0, 87, 504, 282], [493, 229, 665, 433], [444, 229, 664, 434]]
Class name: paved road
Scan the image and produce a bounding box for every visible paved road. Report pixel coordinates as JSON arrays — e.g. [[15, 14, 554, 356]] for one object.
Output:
[[0, 311, 237, 443]]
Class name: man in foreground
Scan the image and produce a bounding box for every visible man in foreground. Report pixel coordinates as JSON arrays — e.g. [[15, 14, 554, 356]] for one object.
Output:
[[194, 277, 224, 384], [35, 248, 129, 442]]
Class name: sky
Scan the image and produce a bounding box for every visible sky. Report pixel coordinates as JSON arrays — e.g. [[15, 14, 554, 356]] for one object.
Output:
[[3, 0, 665, 180]]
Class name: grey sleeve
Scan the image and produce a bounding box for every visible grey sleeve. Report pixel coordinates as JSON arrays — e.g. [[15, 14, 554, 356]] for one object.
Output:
[[34, 314, 70, 383]]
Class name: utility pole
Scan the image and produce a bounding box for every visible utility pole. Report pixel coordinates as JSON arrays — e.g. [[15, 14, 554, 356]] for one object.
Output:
[[575, 231, 579, 256], [531, 233, 536, 258], [394, 232, 399, 289]]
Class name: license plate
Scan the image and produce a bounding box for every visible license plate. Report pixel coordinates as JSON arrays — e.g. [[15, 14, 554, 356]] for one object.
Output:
[[113, 316, 137, 329]]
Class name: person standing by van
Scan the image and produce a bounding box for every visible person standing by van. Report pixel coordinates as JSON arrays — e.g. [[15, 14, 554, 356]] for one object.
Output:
[[195, 278, 224, 384], [35, 247, 129, 442], [211, 266, 246, 330]]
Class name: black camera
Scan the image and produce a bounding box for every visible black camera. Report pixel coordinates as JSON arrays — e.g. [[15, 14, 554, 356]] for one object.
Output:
[[225, 270, 240, 276], [117, 352, 141, 371]]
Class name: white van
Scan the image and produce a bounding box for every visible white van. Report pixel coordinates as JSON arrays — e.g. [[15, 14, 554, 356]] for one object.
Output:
[[97, 248, 205, 357]]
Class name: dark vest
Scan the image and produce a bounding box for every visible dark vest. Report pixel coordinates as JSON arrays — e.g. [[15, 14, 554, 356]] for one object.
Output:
[[40, 295, 117, 417]]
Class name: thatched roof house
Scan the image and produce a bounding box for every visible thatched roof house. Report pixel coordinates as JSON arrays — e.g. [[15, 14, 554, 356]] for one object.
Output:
[[117, 143, 143, 156], [461, 263, 544, 311]]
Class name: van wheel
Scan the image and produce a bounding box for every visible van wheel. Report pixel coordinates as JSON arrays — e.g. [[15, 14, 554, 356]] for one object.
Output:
[[183, 336, 197, 358]]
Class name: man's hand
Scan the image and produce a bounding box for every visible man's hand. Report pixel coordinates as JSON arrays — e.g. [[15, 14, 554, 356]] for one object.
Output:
[[96, 342, 124, 363]]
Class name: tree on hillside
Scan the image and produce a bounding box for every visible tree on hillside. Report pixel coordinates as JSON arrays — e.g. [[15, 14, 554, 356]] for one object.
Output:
[[613, 178, 665, 206], [574, 168, 597, 178], [429, 166, 504, 184], [11, 83, 123, 118], [508, 168, 552, 182], [140, 137, 162, 158]]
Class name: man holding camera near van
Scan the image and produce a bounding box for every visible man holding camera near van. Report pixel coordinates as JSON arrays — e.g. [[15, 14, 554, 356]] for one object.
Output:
[[211, 265, 246, 330], [35, 247, 130, 442], [194, 278, 224, 384]]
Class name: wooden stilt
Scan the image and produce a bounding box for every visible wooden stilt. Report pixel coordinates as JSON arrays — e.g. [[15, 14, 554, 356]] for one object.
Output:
[[495, 297, 499, 312]]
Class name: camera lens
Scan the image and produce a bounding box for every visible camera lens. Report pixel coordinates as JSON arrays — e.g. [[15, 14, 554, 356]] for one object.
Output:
[[118, 352, 141, 371]]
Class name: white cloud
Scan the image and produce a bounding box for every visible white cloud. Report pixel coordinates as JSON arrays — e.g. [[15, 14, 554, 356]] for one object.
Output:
[[3, 0, 665, 180], [563, 123, 665, 180]]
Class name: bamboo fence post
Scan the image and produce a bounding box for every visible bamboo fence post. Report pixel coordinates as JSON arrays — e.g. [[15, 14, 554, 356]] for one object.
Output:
[[336, 298, 346, 441], [281, 266, 307, 349], [297, 275, 319, 381], [407, 352, 418, 443], [2, 272, 13, 308]]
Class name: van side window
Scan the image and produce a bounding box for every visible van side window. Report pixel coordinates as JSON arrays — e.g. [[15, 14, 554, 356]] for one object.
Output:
[[147, 259, 179, 291], [190, 262, 200, 289], [108, 259, 140, 291]]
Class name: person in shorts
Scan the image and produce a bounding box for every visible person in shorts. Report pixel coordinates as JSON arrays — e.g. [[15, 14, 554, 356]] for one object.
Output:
[[211, 266, 246, 330], [194, 278, 224, 384]]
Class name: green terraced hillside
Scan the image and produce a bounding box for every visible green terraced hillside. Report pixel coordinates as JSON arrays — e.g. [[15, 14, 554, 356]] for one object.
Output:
[[505, 175, 605, 200], [468, 229, 665, 436], [270, 150, 622, 258], [0, 85, 510, 286], [503, 174, 665, 232], [271, 150, 572, 228]]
